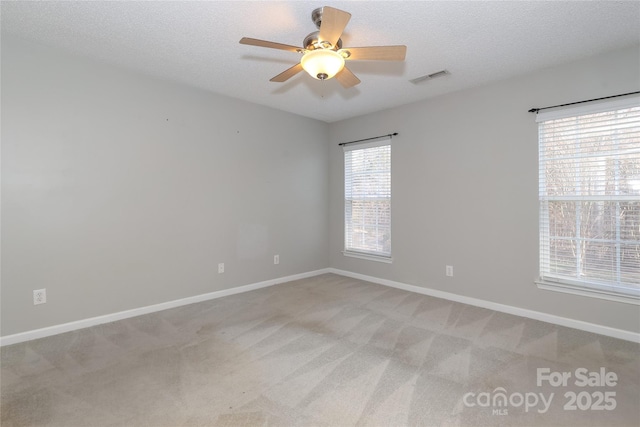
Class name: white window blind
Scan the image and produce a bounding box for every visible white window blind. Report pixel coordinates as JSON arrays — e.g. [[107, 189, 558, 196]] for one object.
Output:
[[344, 138, 391, 260], [537, 96, 640, 301]]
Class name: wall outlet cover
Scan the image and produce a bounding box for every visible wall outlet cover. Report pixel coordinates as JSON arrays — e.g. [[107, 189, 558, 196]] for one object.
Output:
[[33, 289, 47, 305]]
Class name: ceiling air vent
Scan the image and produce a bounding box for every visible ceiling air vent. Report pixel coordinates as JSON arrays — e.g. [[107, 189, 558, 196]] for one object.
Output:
[[410, 69, 450, 84]]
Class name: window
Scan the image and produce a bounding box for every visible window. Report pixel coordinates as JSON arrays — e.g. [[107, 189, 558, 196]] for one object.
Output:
[[344, 138, 391, 261], [537, 96, 640, 303]]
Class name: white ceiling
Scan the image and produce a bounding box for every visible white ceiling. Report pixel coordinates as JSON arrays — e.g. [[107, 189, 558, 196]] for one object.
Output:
[[2, 1, 639, 123]]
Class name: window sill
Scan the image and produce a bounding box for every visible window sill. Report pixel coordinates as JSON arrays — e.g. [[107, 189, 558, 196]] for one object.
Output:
[[535, 279, 640, 305], [343, 250, 393, 264]]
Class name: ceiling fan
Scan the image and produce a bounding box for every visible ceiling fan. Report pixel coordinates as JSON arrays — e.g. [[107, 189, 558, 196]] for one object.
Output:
[[239, 6, 407, 88]]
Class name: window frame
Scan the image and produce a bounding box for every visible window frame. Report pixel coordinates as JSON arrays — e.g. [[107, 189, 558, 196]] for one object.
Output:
[[536, 95, 640, 305], [343, 138, 392, 263]]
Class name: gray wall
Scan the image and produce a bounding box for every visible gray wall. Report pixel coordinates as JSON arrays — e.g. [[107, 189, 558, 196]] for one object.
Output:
[[328, 45, 640, 334], [3, 35, 638, 338], [1, 36, 329, 336]]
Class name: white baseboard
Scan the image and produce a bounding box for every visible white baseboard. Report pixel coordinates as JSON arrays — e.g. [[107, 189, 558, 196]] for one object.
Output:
[[3, 267, 638, 346], [0, 268, 331, 347], [329, 268, 640, 343]]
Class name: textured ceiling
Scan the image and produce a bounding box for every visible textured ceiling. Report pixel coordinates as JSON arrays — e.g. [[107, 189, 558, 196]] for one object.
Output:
[[2, 1, 639, 123]]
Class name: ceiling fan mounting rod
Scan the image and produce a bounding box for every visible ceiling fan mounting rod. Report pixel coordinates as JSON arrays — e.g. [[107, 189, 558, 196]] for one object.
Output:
[[311, 7, 324, 29], [304, 7, 343, 50]]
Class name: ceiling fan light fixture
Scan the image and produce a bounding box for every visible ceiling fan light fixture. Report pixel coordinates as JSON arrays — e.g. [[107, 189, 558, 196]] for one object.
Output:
[[300, 49, 345, 80], [240, 6, 406, 88]]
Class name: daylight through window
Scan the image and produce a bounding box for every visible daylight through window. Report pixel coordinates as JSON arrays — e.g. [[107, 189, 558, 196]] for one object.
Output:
[[344, 138, 391, 260], [537, 96, 640, 301]]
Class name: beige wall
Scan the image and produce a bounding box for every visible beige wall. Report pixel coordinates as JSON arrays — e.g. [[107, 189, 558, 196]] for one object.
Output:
[[1, 36, 329, 336], [328, 45, 640, 333]]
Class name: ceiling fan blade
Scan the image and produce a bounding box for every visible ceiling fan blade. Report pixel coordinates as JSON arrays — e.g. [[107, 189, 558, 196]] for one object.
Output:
[[240, 37, 301, 53], [335, 66, 361, 88], [318, 7, 351, 47], [341, 46, 407, 61], [270, 63, 304, 82]]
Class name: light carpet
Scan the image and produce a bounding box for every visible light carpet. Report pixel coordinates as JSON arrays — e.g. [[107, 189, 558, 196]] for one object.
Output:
[[2, 273, 639, 426]]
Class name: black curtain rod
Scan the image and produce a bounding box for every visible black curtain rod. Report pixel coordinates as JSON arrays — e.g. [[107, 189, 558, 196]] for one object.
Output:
[[528, 91, 640, 113], [339, 132, 398, 146]]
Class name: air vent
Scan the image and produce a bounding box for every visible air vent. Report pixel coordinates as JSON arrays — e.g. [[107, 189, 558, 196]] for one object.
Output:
[[410, 69, 450, 84]]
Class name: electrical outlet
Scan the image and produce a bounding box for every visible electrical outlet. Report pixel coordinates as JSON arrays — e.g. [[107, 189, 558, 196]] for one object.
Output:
[[274, 254, 279, 265], [218, 263, 224, 274], [446, 265, 454, 277], [33, 289, 47, 305]]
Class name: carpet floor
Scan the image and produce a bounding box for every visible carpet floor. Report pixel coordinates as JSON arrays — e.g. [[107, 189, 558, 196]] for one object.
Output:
[[1, 273, 639, 426]]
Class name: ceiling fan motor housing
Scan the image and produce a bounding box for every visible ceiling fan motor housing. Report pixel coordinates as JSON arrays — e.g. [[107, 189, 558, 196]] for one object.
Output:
[[303, 31, 342, 51]]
